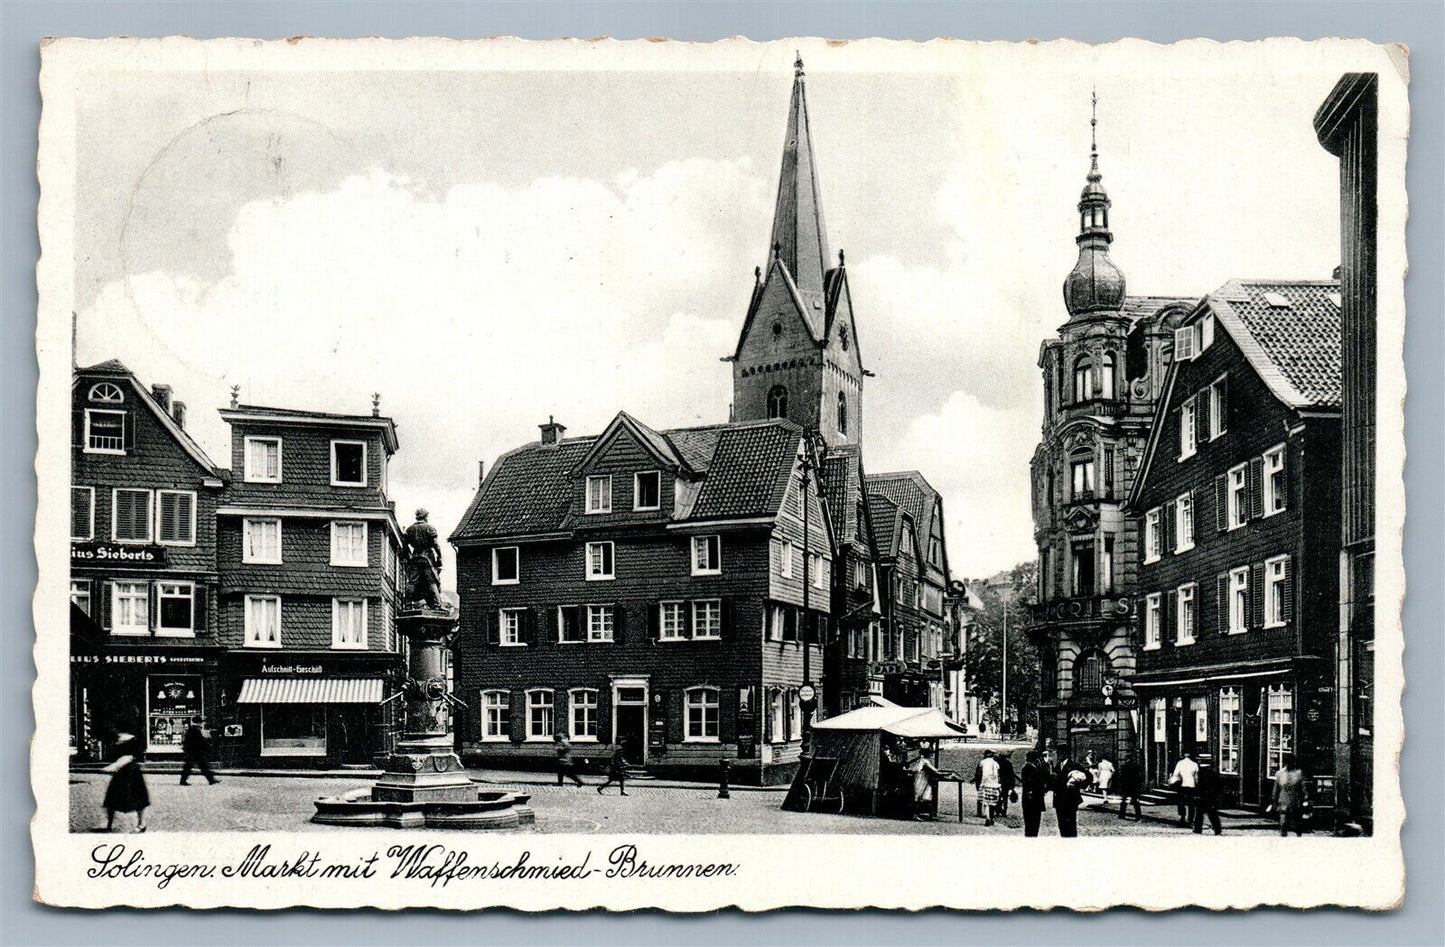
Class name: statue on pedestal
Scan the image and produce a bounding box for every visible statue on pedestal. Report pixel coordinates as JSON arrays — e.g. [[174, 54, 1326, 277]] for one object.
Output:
[[402, 508, 444, 610]]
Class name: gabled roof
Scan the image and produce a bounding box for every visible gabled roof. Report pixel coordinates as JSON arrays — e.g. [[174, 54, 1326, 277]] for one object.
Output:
[[733, 256, 825, 359], [450, 418, 807, 542], [1205, 279, 1343, 409], [572, 411, 693, 478], [220, 403, 399, 453], [75, 359, 223, 478], [820, 444, 863, 544], [866, 493, 901, 559], [866, 470, 945, 575]]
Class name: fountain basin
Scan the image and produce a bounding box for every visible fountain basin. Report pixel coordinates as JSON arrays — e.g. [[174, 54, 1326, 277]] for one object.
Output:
[[312, 786, 535, 830]]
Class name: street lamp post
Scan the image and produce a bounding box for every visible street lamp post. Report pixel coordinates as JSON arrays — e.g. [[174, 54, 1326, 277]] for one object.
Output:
[[798, 452, 818, 751]]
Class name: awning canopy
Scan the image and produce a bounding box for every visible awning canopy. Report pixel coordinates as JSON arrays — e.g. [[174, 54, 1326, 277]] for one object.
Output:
[[812, 705, 968, 738], [236, 678, 384, 704]]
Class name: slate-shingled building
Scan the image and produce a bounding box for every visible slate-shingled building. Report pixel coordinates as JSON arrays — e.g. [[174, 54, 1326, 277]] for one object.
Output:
[[451, 413, 832, 783], [1128, 279, 1342, 809]]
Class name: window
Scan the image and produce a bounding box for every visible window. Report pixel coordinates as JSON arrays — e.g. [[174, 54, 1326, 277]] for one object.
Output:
[[1266, 685, 1294, 774], [767, 385, 788, 420], [779, 539, 794, 578], [1071, 540, 1095, 596], [330, 521, 368, 567], [1074, 651, 1105, 698], [570, 689, 599, 741], [837, 392, 848, 435], [243, 518, 282, 564], [1176, 584, 1197, 645], [1097, 353, 1116, 400], [112, 488, 152, 543], [788, 688, 802, 739], [1173, 324, 1198, 361], [586, 604, 614, 642], [659, 601, 686, 641], [261, 705, 326, 757], [84, 409, 126, 453], [811, 553, 828, 589], [1218, 688, 1241, 774], [691, 535, 721, 575], [111, 581, 149, 635], [770, 689, 786, 742], [1178, 396, 1197, 460], [1208, 376, 1228, 439], [1265, 555, 1290, 627], [481, 691, 509, 741], [586, 541, 615, 580], [1144, 508, 1162, 564], [1263, 445, 1286, 515], [70, 580, 91, 615], [1228, 567, 1249, 633], [692, 600, 722, 639], [331, 598, 367, 649], [88, 382, 124, 403], [156, 490, 196, 545], [526, 690, 555, 740], [685, 688, 721, 742], [331, 440, 367, 487], [244, 594, 282, 648], [70, 486, 94, 540], [1175, 492, 1194, 552], [1101, 536, 1115, 593], [1071, 457, 1094, 498], [1226, 464, 1248, 529], [1143, 592, 1162, 649], [492, 546, 519, 585], [155, 582, 195, 636], [1073, 358, 1093, 401], [585, 475, 612, 514], [244, 436, 282, 483], [634, 471, 661, 511], [840, 325, 849, 351], [499, 607, 525, 646]]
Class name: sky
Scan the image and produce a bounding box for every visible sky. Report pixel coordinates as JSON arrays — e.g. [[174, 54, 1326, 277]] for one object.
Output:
[[69, 40, 1355, 581]]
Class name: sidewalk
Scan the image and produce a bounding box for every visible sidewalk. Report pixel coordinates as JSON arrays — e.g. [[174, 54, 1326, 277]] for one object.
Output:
[[1078, 790, 1279, 831]]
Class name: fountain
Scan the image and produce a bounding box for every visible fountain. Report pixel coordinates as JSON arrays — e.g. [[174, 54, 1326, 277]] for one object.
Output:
[[312, 510, 533, 830]]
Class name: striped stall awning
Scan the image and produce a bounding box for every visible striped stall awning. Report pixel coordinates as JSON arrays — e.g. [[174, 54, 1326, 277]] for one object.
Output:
[[236, 678, 384, 704]]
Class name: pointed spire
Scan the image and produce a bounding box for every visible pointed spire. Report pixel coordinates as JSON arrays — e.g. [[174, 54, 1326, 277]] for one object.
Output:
[[1063, 88, 1125, 318], [1088, 86, 1100, 180], [768, 52, 831, 301]]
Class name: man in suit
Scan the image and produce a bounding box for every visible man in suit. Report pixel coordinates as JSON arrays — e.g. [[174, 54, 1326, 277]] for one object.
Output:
[[179, 716, 219, 786], [1193, 753, 1224, 835], [1053, 745, 1089, 837], [1020, 749, 1051, 837]]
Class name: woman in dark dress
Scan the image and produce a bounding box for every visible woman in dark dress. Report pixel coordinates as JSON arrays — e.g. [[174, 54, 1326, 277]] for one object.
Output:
[[102, 732, 150, 832]]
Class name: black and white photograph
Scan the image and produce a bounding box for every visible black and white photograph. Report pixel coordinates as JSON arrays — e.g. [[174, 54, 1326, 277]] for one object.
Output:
[[33, 35, 1406, 910]]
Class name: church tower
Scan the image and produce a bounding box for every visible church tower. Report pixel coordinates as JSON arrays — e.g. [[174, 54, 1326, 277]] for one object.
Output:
[[731, 55, 865, 450]]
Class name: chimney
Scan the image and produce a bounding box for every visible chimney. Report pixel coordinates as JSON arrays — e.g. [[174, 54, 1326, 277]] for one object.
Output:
[[151, 384, 172, 412], [478, 459, 486, 485], [172, 401, 187, 429], [539, 416, 566, 446]]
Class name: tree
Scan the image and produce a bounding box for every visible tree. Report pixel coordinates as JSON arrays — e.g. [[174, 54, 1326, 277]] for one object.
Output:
[[962, 561, 1041, 737]]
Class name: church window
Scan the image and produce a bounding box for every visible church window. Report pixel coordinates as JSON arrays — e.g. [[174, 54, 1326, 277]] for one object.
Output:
[[1073, 357, 1094, 402], [836, 392, 848, 435], [840, 326, 849, 351], [767, 385, 788, 420]]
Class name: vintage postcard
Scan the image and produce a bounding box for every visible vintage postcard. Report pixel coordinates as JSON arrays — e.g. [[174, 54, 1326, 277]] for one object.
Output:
[[34, 36, 1407, 910]]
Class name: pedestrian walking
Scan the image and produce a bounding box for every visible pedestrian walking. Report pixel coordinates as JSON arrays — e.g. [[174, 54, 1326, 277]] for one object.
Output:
[[977, 750, 1002, 826], [1020, 749, 1050, 837], [596, 744, 629, 796], [1095, 754, 1115, 806], [553, 734, 585, 787], [1053, 747, 1089, 838], [907, 749, 942, 822], [179, 716, 219, 786], [101, 732, 149, 833], [1192, 753, 1223, 835], [1270, 753, 1309, 837], [1168, 751, 1200, 827], [996, 751, 1018, 819], [1114, 757, 1144, 820], [971, 752, 986, 818]]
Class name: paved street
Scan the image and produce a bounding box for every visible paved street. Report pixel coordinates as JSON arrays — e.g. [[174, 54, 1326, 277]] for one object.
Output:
[[70, 769, 1250, 837]]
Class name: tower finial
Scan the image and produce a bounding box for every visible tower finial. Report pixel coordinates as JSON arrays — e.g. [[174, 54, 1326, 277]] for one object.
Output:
[[229, 385, 240, 409], [372, 392, 381, 417], [1087, 87, 1101, 181], [795, 51, 804, 77]]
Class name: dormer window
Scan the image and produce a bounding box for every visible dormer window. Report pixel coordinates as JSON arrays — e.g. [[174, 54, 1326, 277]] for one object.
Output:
[[585, 475, 612, 514], [634, 471, 661, 511], [88, 382, 124, 403], [331, 440, 367, 487]]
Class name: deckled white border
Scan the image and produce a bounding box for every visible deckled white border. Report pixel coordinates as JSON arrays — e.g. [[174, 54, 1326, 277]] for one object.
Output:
[[33, 35, 1408, 911]]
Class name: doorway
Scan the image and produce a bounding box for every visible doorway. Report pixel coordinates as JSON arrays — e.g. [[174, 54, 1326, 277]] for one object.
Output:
[[612, 682, 648, 764]]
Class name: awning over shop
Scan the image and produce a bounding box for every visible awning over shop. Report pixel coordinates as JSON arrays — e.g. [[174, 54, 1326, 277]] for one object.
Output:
[[236, 678, 384, 704], [813, 704, 969, 738]]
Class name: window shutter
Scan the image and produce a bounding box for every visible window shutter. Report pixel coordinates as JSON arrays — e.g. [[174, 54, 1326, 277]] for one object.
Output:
[[1217, 376, 1229, 433], [1281, 558, 1294, 623], [1163, 500, 1176, 554], [121, 412, 134, 452], [1214, 475, 1228, 532], [1216, 575, 1229, 634], [148, 581, 158, 634], [72, 409, 84, 448], [193, 585, 208, 633], [1248, 458, 1264, 520], [100, 580, 113, 630], [158, 495, 175, 543], [1250, 563, 1266, 629], [486, 609, 500, 647], [612, 604, 625, 644], [648, 602, 660, 641], [719, 688, 736, 744], [1164, 590, 1176, 641], [1197, 389, 1211, 440], [1281, 450, 1292, 512], [683, 602, 695, 639], [509, 691, 525, 743], [721, 599, 734, 638]]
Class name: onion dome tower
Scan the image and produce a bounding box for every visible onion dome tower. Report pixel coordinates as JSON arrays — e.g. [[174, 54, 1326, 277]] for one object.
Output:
[[1063, 91, 1127, 318]]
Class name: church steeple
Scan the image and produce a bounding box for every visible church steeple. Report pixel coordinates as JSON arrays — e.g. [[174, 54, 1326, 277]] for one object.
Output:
[[1063, 90, 1127, 318], [769, 53, 831, 303]]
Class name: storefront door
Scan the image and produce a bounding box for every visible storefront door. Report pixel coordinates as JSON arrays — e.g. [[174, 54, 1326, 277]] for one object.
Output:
[[1240, 685, 1263, 806], [612, 683, 648, 764]]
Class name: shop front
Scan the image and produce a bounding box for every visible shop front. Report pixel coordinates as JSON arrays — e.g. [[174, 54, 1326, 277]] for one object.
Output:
[[69, 649, 222, 763], [220, 653, 400, 768]]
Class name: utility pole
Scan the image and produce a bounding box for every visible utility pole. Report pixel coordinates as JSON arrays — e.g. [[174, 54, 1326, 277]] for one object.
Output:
[[797, 449, 818, 751], [1002, 596, 1009, 737]]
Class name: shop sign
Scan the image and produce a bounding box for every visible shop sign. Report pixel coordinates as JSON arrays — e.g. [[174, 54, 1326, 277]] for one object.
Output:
[[71, 541, 168, 568], [870, 661, 905, 676], [70, 653, 206, 664], [223, 723, 244, 738], [261, 662, 323, 675]]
